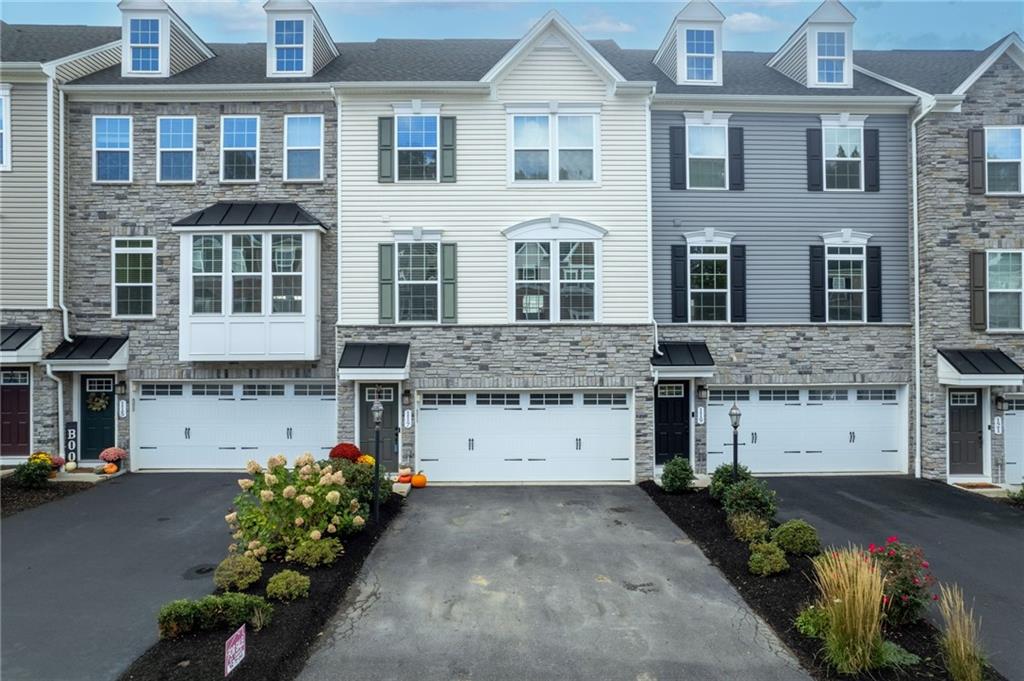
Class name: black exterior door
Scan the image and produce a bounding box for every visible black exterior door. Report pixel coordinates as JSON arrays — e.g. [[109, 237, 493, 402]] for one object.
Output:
[[655, 382, 690, 465], [949, 390, 983, 475], [80, 374, 116, 460], [359, 383, 399, 471]]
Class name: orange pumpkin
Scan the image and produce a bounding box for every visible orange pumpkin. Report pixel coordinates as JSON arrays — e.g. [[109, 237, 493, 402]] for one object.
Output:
[[102, 463, 118, 474], [410, 471, 427, 488], [397, 474, 413, 484]]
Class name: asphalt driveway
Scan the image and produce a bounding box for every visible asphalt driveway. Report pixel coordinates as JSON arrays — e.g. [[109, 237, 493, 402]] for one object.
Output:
[[766, 476, 1024, 681], [298, 486, 810, 681], [1, 472, 238, 681]]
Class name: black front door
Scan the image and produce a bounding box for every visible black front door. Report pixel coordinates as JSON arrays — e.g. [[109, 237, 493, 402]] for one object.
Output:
[[80, 374, 116, 460], [949, 389, 983, 475], [655, 382, 690, 465], [359, 383, 399, 471]]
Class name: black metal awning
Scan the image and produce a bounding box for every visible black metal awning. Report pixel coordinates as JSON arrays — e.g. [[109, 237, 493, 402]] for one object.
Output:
[[172, 202, 327, 229], [938, 348, 1024, 376], [338, 343, 411, 380], [1, 325, 41, 352], [650, 342, 715, 379], [47, 335, 128, 363]]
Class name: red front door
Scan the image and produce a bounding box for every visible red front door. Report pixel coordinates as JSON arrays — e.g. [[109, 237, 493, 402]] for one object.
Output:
[[1, 369, 31, 456]]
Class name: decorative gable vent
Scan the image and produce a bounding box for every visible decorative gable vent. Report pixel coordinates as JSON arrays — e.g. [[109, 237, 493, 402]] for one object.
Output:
[[117, 0, 213, 78], [652, 0, 725, 86], [768, 0, 856, 89], [264, 0, 338, 78]]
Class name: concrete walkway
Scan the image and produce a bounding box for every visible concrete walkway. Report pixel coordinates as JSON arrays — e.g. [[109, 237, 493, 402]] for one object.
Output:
[[298, 486, 810, 681], [1, 473, 239, 681]]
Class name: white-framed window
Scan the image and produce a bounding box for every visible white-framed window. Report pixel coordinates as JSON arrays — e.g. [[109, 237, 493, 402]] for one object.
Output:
[[684, 28, 715, 82], [949, 392, 978, 407], [191, 234, 223, 314], [129, 17, 160, 73], [231, 234, 263, 314], [157, 116, 196, 183], [111, 237, 155, 318], [1, 369, 30, 385], [985, 126, 1023, 195], [987, 250, 1023, 331], [658, 384, 686, 398], [687, 124, 728, 189], [396, 242, 440, 323], [689, 244, 729, 322], [509, 108, 598, 184], [94, 116, 132, 183], [816, 31, 846, 84], [396, 114, 438, 182], [0, 85, 10, 172], [273, 19, 305, 73], [823, 125, 863, 191], [271, 234, 302, 314], [513, 240, 596, 322], [826, 245, 865, 322], [221, 115, 259, 183], [284, 114, 323, 182]]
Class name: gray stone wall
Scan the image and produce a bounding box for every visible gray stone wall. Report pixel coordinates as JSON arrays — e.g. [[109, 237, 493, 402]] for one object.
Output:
[[336, 324, 657, 479], [0, 309, 64, 455], [916, 55, 1024, 482], [64, 99, 339, 453]]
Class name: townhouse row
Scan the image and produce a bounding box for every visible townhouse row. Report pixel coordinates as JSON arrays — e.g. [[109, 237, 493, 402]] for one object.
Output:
[[1, 0, 1022, 486]]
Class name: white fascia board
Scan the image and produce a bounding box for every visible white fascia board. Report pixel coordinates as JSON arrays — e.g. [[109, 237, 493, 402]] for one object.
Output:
[[651, 366, 716, 380], [338, 367, 410, 381], [952, 34, 1024, 96], [852, 65, 931, 99], [937, 355, 1024, 387], [0, 334, 43, 364], [614, 81, 657, 96], [652, 94, 916, 114], [43, 40, 123, 71], [334, 82, 491, 94], [171, 223, 326, 234]]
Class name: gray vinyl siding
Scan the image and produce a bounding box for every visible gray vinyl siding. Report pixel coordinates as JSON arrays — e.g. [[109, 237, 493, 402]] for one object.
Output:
[[654, 30, 677, 83], [651, 110, 911, 324], [0, 82, 49, 308], [53, 44, 120, 82], [312, 25, 333, 73], [774, 33, 807, 85], [169, 23, 207, 75]]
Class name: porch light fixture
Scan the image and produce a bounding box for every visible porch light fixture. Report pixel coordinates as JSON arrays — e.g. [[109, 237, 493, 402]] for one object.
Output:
[[697, 384, 708, 401], [116, 381, 127, 396], [729, 401, 742, 481], [995, 395, 1006, 412], [402, 389, 412, 406]]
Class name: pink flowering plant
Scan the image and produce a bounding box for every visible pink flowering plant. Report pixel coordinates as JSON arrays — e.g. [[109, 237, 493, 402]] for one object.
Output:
[[99, 447, 128, 462], [48, 454, 66, 469], [868, 536, 936, 625]]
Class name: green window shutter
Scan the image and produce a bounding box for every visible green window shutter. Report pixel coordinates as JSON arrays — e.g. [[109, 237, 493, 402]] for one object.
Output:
[[441, 243, 457, 323], [378, 243, 395, 324], [440, 116, 457, 183], [378, 117, 394, 183]]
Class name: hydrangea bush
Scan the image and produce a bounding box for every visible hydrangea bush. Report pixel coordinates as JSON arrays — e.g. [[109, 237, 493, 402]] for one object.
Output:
[[868, 536, 936, 625]]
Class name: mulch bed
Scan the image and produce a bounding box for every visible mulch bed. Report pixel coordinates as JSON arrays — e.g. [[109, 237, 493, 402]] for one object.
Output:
[[639, 481, 1008, 681], [1, 478, 96, 518], [120, 495, 404, 681]]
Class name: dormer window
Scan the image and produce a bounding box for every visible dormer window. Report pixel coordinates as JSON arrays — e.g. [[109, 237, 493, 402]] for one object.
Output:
[[816, 31, 846, 84], [129, 18, 160, 73], [274, 19, 304, 73], [685, 29, 715, 81]]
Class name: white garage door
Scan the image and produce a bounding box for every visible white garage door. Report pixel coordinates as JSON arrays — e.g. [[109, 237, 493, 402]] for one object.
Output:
[[133, 382, 336, 470], [706, 386, 905, 474], [1005, 398, 1024, 485], [416, 391, 633, 482]]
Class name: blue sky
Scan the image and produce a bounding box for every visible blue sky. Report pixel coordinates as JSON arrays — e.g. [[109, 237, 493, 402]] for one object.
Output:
[[1, 1, 1020, 52]]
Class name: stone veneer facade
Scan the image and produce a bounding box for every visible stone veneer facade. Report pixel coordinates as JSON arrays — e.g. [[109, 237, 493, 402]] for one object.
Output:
[[916, 54, 1024, 482]]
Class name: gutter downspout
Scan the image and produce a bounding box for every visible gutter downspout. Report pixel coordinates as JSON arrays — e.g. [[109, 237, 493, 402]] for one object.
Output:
[[45, 363, 65, 456], [911, 94, 937, 479], [58, 83, 70, 342], [646, 92, 663, 361]]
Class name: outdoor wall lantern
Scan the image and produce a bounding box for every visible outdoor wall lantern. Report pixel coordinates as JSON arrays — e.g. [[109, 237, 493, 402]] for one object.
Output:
[[402, 389, 412, 406], [697, 384, 708, 401], [995, 395, 1006, 412], [115, 381, 127, 396]]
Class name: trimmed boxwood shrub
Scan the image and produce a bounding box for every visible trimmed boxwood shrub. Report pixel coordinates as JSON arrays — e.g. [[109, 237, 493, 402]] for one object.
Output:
[[661, 456, 695, 493], [266, 569, 311, 601], [286, 538, 343, 567], [158, 593, 272, 639], [772, 519, 821, 555], [708, 463, 753, 501], [728, 512, 770, 543], [214, 554, 262, 591], [748, 541, 789, 576], [722, 478, 777, 520]]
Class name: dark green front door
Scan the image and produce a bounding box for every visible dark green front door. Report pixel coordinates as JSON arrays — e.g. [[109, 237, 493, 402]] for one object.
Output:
[[80, 374, 116, 460]]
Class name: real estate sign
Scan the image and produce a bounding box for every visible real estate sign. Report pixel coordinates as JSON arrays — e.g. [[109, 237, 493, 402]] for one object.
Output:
[[224, 624, 245, 676]]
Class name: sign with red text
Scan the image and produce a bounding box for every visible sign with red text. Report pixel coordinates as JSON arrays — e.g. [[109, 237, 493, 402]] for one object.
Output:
[[224, 624, 245, 676]]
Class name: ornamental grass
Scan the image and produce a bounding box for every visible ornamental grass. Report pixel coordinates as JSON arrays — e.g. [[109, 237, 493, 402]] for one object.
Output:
[[937, 583, 985, 681], [812, 546, 886, 674]]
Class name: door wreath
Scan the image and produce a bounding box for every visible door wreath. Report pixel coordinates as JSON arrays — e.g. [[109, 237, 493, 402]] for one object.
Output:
[[86, 392, 110, 412]]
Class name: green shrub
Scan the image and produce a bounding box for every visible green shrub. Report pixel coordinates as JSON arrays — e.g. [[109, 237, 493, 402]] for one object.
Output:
[[878, 641, 921, 670], [286, 538, 343, 567], [795, 604, 828, 639], [728, 512, 769, 542], [266, 570, 310, 601], [326, 459, 393, 506], [748, 541, 789, 576], [214, 554, 262, 591], [772, 519, 821, 555], [708, 463, 753, 501], [722, 478, 777, 520], [157, 593, 272, 639], [660, 456, 695, 493], [11, 458, 52, 489], [1007, 486, 1024, 508]]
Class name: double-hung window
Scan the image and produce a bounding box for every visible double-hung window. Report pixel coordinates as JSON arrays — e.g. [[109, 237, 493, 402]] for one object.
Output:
[[687, 123, 728, 189], [129, 18, 160, 73], [985, 126, 1023, 194], [157, 116, 195, 183], [689, 245, 729, 321], [396, 115, 438, 181], [0, 86, 9, 171], [93, 116, 132, 183], [112, 238, 155, 318], [396, 242, 439, 322], [987, 251, 1023, 330], [231, 234, 263, 314], [221, 116, 258, 183], [274, 20, 304, 72], [684, 29, 715, 82], [826, 245, 865, 322], [816, 31, 846, 84], [192, 235, 223, 314], [823, 126, 862, 190], [284, 115, 323, 181], [271, 234, 303, 313], [511, 110, 596, 183], [513, 240, 595, 321]]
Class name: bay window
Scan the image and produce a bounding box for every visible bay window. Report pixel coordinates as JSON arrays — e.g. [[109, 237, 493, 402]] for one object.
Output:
[[271, 235, 303, 313], [510, 108, 597, 183], [826, 245, 865, 322], [985, 127, 1023, 194], [231, 234, 262, 314], [988, 251, 1023, 330], [689, 245, 729, 322], [191, 235, 223, 314], [396, 242, 439, 322]]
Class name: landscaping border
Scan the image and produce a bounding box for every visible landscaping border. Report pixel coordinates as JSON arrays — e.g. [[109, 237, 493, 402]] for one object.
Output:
[[119, 495, 403, 681], [639, 481, 1008, 681], [0, 477, 96, 517]]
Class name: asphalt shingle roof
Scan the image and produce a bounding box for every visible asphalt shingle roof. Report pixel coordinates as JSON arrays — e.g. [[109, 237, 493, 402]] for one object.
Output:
[[0, 21, 120, 63], [853, 38, 1007, 94]]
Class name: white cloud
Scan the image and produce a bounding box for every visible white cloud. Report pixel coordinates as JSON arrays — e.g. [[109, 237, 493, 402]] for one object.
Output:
[[724, 11, 784, 33], [577, 14, 637, 35], [171, 0, 266, 34]]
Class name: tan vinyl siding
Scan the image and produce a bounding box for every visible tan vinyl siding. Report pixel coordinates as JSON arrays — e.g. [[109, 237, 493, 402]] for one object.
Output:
[[312, 25, 334, 73], [169, 23, 207, 75], [53, 44, 121, 82], [0, 82, 49, 308], [654, 29, 678, 83], [774, 33, 807, 85], [338, 31, 649, 326]]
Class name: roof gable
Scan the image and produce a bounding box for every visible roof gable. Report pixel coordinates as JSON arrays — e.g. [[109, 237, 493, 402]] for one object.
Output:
[[677, 0, 725, 23], [952, 32, 1023, 95]]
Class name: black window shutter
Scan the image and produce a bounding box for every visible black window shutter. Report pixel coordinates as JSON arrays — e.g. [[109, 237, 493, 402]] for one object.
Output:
[[378, 117, 394, 183], [866, 246, 882, 322], [807, 128, 823, 192], [441, 243, 457, 323], [669, 126, 686, 190], [969, 251, 987, 330], [378, 243, 395, 323], [809, 245, 826, 322], [864, 129, 880, 192], [967, 128, 985, 195], [671, 244, 688, 322], [728, 127, 744, 191], [440, 116, 456, 183], [730, 244, 746, 322]]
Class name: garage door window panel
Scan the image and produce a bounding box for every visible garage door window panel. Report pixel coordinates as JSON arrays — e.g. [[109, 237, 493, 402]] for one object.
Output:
[[709, 388, 749, 403], [396, 242, 439, 323], [529, 393, 573, 407], [192, 384, 234, 397], [582, 393, 627, 406], [987, 251, 1023, 330], [476, 393, 520, 406], [112, 238, 155, 318], [827, 246, 865, 322], [690, 245, 729, 322], [422, 393, 466, 407]]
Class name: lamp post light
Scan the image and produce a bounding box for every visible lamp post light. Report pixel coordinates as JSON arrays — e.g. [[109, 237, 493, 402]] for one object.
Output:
[[729, 401, 742, 482], [370, 389, 384, 524]]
